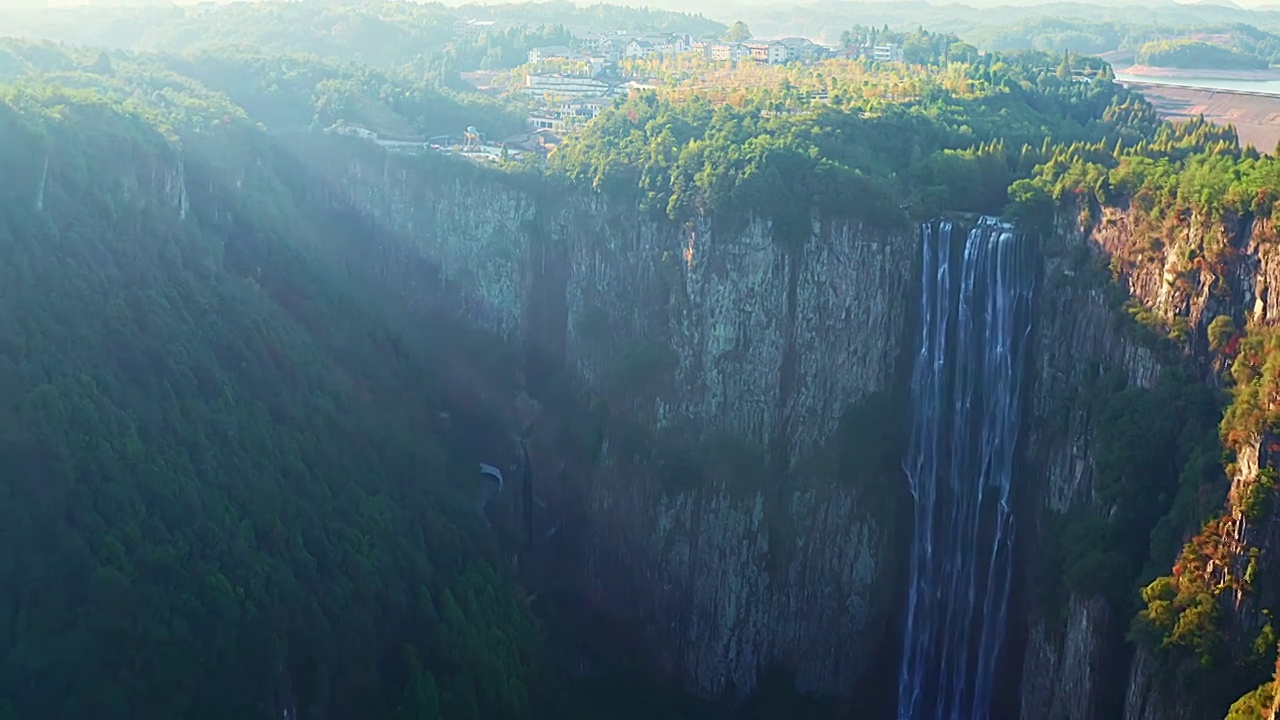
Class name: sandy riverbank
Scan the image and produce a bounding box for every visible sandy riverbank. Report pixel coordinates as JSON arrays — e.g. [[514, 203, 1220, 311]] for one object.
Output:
[[1127, 82, 1280, 153], [1119, 65, 1280, 81]]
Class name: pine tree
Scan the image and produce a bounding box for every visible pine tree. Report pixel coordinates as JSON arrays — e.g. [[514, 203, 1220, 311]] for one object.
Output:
[[1057, 50, 1072, 80]]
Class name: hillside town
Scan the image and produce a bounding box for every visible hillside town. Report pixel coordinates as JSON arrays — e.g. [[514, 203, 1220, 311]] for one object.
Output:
[[513, 29, 904, 132], [327, 24, 906, 165], [524, 31, 854, 71]]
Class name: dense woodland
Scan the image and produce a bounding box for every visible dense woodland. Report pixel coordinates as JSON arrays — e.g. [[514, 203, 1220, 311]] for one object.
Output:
[[0, 0, 723, 72], [553, 48, 1125, 237], [1136, 39, 1271, 71], [0, 34, 593, 718], [971, 20, 1280, 69], [738, 1, 1280, 67], [6, 1, 1280, 719]]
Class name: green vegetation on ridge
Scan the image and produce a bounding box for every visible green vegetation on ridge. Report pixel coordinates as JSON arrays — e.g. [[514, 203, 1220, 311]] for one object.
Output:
[[1137, 39, 1270, 71], [0, 40, 526, 139], [552, 49, 1129, 234]]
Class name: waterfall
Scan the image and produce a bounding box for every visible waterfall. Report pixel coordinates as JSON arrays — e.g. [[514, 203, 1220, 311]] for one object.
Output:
[[896, 217, 1035, 720], [35, 154, 49, 212]]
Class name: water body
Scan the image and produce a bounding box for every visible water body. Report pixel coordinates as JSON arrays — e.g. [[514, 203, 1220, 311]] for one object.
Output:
[[1115, 71, 1280, 96], [897, 218, 1035, 720]]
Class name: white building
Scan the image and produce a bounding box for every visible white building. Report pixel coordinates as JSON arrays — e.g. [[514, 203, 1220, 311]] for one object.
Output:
[[613, 79, 657, 97], [560, 97, 613, 120], [527, 45, 572, 63], [745, 41, 790, 64], [599, 38, 626, 63], [873, 43, 902, 62], [524, 73, 613, 98], [528, 113, 566, 132], [777, 37, 824, 62], [453, 19, 497, 37], [625, 39, 657, 59], [710, 43, 749, 63]]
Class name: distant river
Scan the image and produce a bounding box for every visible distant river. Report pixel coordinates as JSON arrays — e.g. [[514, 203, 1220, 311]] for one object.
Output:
[[1115, 72, 1280, 96]]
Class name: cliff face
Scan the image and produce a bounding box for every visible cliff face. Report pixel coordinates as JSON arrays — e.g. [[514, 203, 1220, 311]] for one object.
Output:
[[303, 144, 917, 699], [67, 129, 1280, 716], [1018, 205, 1280, 720], [1017, 211, 1163, 720]]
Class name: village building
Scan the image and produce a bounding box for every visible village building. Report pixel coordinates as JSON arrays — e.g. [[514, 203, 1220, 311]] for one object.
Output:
[[523, 73, 613, 98], [527, 45, 572, 63], [453, 19, 497, 37]]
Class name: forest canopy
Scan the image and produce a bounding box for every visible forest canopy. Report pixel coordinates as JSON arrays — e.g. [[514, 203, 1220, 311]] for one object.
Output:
[[550, 49, 1143, 232], [0, 0, 724, 71], [1136, 39, 1270, 71], [0, 61, 558, 720]]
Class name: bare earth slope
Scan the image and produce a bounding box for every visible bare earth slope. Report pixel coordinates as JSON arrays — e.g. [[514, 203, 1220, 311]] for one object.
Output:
[[1127, 82, 1280, 153]]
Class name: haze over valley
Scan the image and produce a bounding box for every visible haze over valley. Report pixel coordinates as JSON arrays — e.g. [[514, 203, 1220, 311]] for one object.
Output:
[[6, 2, 1280, 720]]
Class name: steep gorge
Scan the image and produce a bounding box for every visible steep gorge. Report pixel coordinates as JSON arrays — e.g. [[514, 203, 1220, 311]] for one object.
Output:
[[15, 115, 1280, 718], [277, 135, 921, 701], [333, 144, 1280, 719], [214, 136, 1280, 717]]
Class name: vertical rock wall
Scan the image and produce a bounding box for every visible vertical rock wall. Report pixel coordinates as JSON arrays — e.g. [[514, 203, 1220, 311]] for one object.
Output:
[[304, 146, 917, 698]]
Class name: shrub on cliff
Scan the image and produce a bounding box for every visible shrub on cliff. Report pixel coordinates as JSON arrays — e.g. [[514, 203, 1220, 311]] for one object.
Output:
[[1210, 315, 1239, 353], [1133, 325, 1280, 696]]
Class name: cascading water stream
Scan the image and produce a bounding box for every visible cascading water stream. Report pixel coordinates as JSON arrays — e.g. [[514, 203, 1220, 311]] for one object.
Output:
[[896, 217, 1035, 720]]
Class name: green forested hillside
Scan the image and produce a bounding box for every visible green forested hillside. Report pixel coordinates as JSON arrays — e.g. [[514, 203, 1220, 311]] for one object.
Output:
[[0, 55, 558, 720], [971, 19, 1280, 68], [551, 50, 1139, 234], [0, 40, 523, 139], [1137, 38, 1270, 70], [0, 0, 723, 72]]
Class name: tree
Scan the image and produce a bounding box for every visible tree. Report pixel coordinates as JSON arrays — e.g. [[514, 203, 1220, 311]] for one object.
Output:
[[724, 21, 751, 43], [1209, 315, 1237, 352], [1057, 50, 1072, 80], [395, 647, 443, 720]]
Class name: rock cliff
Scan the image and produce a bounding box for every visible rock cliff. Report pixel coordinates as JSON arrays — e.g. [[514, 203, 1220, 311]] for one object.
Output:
[[1019, 204, 1280, 720], [1017, 211, 1164, 720], [58, 128, 1280, 717], [294, 140, 917, 699], [295, 141, 1280, 715]]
